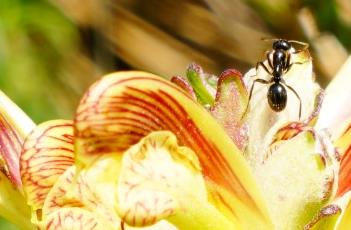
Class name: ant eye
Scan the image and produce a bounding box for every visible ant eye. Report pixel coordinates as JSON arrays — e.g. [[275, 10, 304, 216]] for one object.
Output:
[[273, 42, 280, 50], [281, 42, 291, 50]]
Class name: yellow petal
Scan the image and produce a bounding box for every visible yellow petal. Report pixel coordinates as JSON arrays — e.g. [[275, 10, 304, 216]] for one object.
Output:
[[42, 208, 176, 230], [74, 71, 272, 229], [40, 207, 108, 230], [21, 120, 74, 213], [0, 171, 35, 230], [42, 166, 120, 229], [125, 220, 177, 230], [42, 161, 177, 230], [337, 194, 351, 229], [117, 131, 237, 229], [334, 121, 351, 155]]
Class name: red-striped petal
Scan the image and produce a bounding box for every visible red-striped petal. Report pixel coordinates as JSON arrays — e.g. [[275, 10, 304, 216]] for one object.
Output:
[[21, 120, 74, 212], [170, 76, 196, 99], [41, 166, 120, 228], [0, 91, 35, 187], [42, 207, 104, 230]]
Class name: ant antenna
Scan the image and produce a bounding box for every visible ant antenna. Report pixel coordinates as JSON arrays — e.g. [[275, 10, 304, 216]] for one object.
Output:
[[288, 40, 309, 49]]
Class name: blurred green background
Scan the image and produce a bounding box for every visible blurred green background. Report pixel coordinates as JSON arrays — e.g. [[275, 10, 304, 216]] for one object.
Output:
[[0, 0, 351, 228]]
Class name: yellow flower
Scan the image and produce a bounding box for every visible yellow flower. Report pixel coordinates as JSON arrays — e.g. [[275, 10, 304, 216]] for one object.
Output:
[[0, 51, 350, 229]]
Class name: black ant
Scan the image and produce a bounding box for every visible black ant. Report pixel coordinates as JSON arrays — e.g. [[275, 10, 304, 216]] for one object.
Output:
[[244, 39, 309, 120]]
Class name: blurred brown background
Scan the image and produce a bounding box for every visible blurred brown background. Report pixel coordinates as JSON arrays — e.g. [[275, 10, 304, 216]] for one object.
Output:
[[1, 0, 351, 121]]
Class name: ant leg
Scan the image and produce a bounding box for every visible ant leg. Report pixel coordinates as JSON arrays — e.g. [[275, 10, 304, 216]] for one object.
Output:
[[256, 61, 271, 75], [266, 52, 273, 69], [285, 53, 291, 70], [242, 78, 270, 119], [246, 57, 270, 78], [283, 82, 302, 120]]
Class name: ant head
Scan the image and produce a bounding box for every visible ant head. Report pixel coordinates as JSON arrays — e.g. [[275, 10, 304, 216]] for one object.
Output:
[[273, 39, 291, 51]]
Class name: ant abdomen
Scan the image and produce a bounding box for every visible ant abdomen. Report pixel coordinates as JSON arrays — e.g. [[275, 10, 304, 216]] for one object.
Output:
[[267, 83, 287, 112]]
